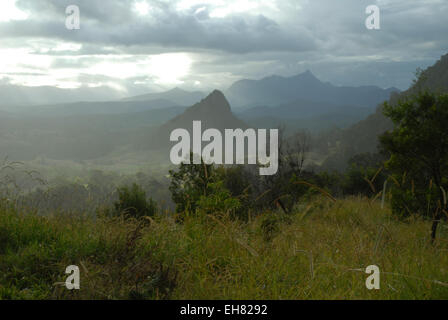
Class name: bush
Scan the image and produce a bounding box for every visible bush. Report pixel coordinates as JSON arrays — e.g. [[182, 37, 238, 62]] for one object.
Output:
[[169, 154, 215, 214], [114, 183, 157, 219], [196, 181, 241, 216], [380, 92, 448, 240], [342, 153, 387, 197], [388, 174, 443, 218]]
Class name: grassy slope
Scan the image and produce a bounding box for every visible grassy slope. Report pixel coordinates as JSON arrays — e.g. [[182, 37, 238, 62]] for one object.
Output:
[[0, 197, 447, 300]]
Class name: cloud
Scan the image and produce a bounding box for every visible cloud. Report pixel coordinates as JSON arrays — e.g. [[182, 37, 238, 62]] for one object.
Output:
[[0, 0, 446, 94], [4, 0, 316, 54]]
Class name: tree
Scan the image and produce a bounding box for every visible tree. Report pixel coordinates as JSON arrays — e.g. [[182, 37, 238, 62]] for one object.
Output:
[[196, 181, 241, 216], [168, 153, 215, 214], [216, 165, 254, 220], [114, 183, 157, 219], [342, 153, 387, 197], [380, 92, 448, 241], [262, 129, 311, 213]]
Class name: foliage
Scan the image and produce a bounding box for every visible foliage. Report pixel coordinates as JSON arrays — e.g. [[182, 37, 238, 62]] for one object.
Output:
[[380, 92, 448, 239], [168, 155, 247, 219], [114, 183, 157, 219], [196, 181, 241, 216], [388, 175, 440, 219], [259, 130, 310, 213], [342, 153, 387, 197], [0, 205, 176, 299], [215, 166, 255, 220], [1, 198, 448, 299], [260, 212, 292, 242], [168, 154, 216, 215]]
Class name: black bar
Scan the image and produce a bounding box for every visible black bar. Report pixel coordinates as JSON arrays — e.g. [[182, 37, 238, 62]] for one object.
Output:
[[1, 300, 446, 319]]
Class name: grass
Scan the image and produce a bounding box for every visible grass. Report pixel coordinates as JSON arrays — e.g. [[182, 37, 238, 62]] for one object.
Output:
[[0, 196, 447, 299]]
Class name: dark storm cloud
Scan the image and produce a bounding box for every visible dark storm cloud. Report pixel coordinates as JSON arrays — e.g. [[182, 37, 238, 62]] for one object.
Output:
[[5, 0, 317, 54], [6, 0, 448, 59], [1, 0, 447, 92]]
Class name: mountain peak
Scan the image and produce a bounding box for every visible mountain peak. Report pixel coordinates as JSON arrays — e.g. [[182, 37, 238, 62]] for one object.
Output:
[[155, 89, 246, 147], [195, 89, 231, 112], [295, 70, 319, 81], [304, 69, 313, 75], [207, 89, 227, 100], [169, 87, 185, 93], [226, 68, 395, 108]]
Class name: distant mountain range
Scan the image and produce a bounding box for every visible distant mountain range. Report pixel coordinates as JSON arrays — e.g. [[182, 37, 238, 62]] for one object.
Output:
[[123, 87, 205, 106], [321, 53, 448, 171], [2, 71, 397, 115], [0, 86, 204, 116], [1, 66, 425, 165], [225, 70, 398, 108], [0, 51, 446, 171], [2, 87, 204, 118], [0, 71, 399, 136], [225, 70, 398, 133], [0, 83, 124, 108]]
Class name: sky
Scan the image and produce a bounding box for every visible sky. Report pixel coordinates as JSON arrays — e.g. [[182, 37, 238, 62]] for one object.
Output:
[[0, 0, 447, 99]]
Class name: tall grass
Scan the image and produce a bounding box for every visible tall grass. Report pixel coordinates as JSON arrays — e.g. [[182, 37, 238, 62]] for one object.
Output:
[[1, 196, 447, 299]]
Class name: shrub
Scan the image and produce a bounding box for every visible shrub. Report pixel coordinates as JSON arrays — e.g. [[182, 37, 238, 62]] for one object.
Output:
[[169, 154, 215, 214], [196, 181, 241, 216], [380, 92, 448, 240], [114, 183, 157, 219]]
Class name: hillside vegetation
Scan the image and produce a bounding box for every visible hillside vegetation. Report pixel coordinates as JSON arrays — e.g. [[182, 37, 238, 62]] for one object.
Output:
[[1, 197, 447, 300], [1, 56, 448, 301], [320, 53, 448, 171]]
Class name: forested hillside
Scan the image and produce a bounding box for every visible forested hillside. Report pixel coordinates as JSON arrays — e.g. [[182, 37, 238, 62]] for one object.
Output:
[[320, 53, 448, 171]]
